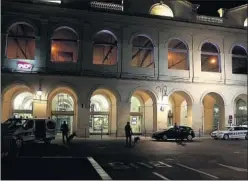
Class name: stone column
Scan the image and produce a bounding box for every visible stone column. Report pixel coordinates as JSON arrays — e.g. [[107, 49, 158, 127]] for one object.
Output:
[[156, 103, 168, 130], [191, 104, 204, 136], [117, 101, 130, 137]]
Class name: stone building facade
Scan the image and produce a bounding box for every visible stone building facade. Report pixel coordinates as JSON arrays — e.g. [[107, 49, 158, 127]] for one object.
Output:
[[1, 0, 247, 137]]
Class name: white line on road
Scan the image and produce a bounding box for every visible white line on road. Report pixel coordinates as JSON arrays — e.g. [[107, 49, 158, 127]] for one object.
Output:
[[87, 157, 112, 180], [152, 172, 170, 180], [176, 163, 219, 180], [217, 163, 248, 172], [42, 156, 73, 159], [138, 162, 153, 168], [158, 161, 172, 168]]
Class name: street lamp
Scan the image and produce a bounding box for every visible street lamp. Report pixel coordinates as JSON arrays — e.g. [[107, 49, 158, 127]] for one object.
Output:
[[36, 88, 42, 96]]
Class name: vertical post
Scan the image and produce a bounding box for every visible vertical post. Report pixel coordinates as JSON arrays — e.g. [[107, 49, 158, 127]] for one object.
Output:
[[101, 124, 103, 140], [116, 130, 117, 139], [199, 128, 201, 137], [145, 129, 146, 139], [85, 127, 87, 138]]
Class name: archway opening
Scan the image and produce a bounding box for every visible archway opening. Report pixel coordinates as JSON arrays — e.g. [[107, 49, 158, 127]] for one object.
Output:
[[90, 89, 117, 135], [202, 92, 225, 134], [48, 87, 78, 135], [129, 90, 156, 135], [168, 91, 192, 127], [234, 94, 247, 126], [2, 84, 33, 121]]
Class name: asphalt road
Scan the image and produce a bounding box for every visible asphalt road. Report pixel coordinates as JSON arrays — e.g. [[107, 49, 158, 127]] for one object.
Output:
[[2, 137, 248, 180]]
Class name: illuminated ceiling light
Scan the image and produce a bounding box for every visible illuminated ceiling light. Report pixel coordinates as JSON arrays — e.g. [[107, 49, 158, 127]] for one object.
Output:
[[244, 18, 247, 27], [51, 46, 56, 52], [36, 89, 43, 96], [210, 59, 216, 64], [149, 2, 174, 17]]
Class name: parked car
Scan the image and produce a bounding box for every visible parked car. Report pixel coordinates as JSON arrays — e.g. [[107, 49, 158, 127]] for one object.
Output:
[[210, 126, 248, 140], [151, 126, 195, 141]]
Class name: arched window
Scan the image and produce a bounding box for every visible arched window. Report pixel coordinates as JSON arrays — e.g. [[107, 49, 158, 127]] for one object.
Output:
[[13, 92, 33, 110], [168, 39, 189, 70], [131, 35, 154, 68], [201, 42, 220, 72], [149, 3, 174, 17], [52, 93, 74, 111], [90, 95, 109, 112], [51, 27, 79, 62], [93, 31, 118, 65], [244, 18, 247, 27], [6, 23, 35, 60], [232, 46, 247, 74], [236, 99, 247, 125]]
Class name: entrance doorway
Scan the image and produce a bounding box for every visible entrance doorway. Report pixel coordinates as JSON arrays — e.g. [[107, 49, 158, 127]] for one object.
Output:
[[52, 115, 73, 134], [51, 93, 75, 135], [89, 115, 109, 134], [130, 115, 142, 134]]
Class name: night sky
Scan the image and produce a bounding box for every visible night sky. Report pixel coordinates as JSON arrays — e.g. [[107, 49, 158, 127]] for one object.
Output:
[[189, 0, 247, 16]]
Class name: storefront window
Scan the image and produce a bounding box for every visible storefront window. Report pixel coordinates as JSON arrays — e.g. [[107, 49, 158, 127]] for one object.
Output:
[[6, 23, 35, 60], [52, 93, 74, 111], [130, 96, 141, 112], [13, 92, 33, 118], [90, 94, 110, 134], [236, 99, 247, 125], [130, 96, 143, 134]]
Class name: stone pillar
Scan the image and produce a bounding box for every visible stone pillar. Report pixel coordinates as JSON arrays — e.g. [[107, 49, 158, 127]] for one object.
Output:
[[156, 103, 168, 130], [76, 96, 90, 138], [117, 101, 130, 137], [191, 104, 204, 136], [33, 100, 48, 118]]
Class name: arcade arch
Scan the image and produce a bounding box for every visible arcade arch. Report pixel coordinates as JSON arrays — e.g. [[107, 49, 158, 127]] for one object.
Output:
[[202, 92, 225, 134], [234, 94, 247, 126], [1, 84, 34, 121], [89, 88, 117, 135], [168, 91, 193, 127], [129, 90, 156, 134], [47, 87, 78, 134]]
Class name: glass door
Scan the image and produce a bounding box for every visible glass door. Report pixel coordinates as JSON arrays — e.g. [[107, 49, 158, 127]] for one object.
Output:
[[130, 116, 142, 134], [52, 115, 73, 134], [89, 115, 109, 134]]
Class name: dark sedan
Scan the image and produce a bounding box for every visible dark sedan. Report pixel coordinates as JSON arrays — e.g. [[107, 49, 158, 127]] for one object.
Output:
[[151, 126, 195, 141]]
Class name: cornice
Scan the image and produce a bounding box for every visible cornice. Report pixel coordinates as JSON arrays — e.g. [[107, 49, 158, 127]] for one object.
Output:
[[2, 1, 247, 35]]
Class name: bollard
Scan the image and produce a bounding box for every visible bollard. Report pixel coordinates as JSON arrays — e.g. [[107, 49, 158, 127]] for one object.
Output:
[[85, 128, 86, 138], [145, 129, 146, 139], [101, 126, 103, 140], [199, 128, 201, 137], [116, 130, 117, 139]]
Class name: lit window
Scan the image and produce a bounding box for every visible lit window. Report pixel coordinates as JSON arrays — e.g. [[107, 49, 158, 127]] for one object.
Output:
[[130, 96, 142, 112], [13, 92, 33, 110], [6, 23, 35, 60], [244, 18, 247, 27], [149, 3, 174, 17], [93, 31, 118, 65], [168, 39, 189, 70], [201, 42, 220, 72], [52, 93, 74, 111], [51, 27, 79, 63], [232, 46, 247, 74], [90, 95, 109, 112], [130, 35, 154, 68]]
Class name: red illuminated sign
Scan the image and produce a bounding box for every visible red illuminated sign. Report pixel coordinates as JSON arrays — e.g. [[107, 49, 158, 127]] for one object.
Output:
[[16, 61, 33, 71]]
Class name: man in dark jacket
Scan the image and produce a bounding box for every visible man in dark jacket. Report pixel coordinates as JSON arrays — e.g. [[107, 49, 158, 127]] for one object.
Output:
[[60, 121, 69, 144], [174, 122, 180, 141], [125, 122, 132, 147]]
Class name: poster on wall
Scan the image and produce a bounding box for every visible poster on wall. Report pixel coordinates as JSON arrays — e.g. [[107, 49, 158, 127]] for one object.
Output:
[[131, 117, 137, 125]]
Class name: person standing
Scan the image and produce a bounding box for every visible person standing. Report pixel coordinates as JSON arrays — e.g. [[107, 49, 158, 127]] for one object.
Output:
[[174, 122, 179, 141], [60, 121, 69, 144], [125, 122, 132, 147]]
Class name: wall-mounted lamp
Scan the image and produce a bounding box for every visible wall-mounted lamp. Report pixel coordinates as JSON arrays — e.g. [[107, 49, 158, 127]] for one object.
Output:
[[36, 79, 43, 99], [156, 85, 168, 111]]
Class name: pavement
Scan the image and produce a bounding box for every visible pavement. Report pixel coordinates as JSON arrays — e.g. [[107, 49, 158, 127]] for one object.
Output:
[[1, 136, 248, 180]]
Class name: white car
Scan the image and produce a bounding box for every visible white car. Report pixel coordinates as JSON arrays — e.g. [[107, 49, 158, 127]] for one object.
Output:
[[211, 126, 248, 140]]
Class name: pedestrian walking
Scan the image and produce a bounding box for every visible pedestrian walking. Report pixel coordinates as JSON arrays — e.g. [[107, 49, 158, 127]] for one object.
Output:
[[174, 122, 179, 141], [60, 121, 69, 144], [125, 122, 132, 147]]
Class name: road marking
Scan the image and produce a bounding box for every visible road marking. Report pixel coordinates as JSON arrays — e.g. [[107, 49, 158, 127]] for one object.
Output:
[[158, 161, 172, 168], [152, 172, 170, 180], [87, 157, 112, 180], [138, 162, 153, 168], [176, 163, 219, 180], [129, 163, 139, 168], [217, 163, 248, 172]]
